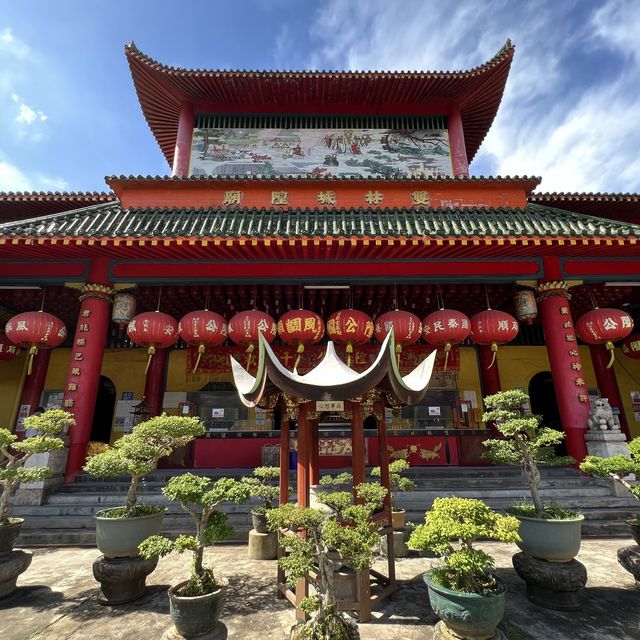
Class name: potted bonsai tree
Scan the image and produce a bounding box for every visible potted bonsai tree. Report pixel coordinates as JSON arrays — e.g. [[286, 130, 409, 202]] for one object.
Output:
[[242, 465, 281, 533], [408, 497, 520, 640], [84, 414, 204, 558], [371, 459, 416, 529], [580, 437, 640, 543], [482, 389, 582, 562], [139, 473, 251, 638], [0, 408, 75, 597], [267, 482, 386, 640]]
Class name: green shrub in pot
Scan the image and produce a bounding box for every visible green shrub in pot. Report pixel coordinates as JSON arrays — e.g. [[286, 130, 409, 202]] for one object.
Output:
[[242, 466, 281, 533], [84, 414, 204, 558], [371, 459, 416, 528]]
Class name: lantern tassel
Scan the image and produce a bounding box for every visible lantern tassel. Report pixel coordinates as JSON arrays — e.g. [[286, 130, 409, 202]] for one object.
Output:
[[27, 345, 38, 376], [443, 343, 451, 371], [246, 343, 255, 369], [193, 344, 205, 374], [294, 342, 305, 371], [606, 341, 615, 369], [145, 346, 156, 375], [346, 343, 353, 368], [395, 343, 402, 369], [487, 343, 498, 369]]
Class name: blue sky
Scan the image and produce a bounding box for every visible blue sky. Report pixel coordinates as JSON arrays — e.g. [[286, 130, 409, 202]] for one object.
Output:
[[1, 0, 639, 194]]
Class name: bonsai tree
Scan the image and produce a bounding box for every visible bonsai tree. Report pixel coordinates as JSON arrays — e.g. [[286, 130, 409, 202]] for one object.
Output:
[[0, 409, 75, 525], [243, 465, 281, 514], [580, 437, 640, 523], [139, 473, 251, 596], [267, 482, 387, 640], [408, 497, 520, 593], [84, 414, 204, 517], [371, 459, 416, 512], [482, 389, 574, 519]]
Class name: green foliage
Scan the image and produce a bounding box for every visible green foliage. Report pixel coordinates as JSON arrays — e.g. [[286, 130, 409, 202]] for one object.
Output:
[[97, 504, 165, 519], [291, 605, 360, 640], [371, 459, 416, 509], [318, 472, 353, 487], [355, 482, 387, 511], [84, 414, 204, 513], [242, 465, 282, 512], [408, 497, 520, 594], [507, 501, 579, 520], [482, 390, 574, 518], [0, 409, 73, 524], [252, 466, 280, 481]]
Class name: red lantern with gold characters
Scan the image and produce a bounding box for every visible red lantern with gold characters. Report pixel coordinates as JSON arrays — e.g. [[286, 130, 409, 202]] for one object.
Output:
[[179, 310, 227, 374], [127, 311, 179, 373], [374, 310, 422, 366], [277, 309, 325, 370], [327, 309, 374, 367], [422, 309, 471, 370], [5, 311, 67, 375], [0, 334, 19, 361], [575, 308, 634, 368], [228, 310, 277, 367], [470, 309, 519, 369], [622, 333, 640, 360]]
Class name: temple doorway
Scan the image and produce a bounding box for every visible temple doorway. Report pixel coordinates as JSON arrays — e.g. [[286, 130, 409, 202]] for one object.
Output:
[[528, 371, 567, 456], [90, 375, 117, 443]]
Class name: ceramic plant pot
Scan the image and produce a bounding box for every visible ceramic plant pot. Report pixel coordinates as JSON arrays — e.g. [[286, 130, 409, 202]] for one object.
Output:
[[424, 571, 506, 640], [515, 514, 584, 562], [251, 509, 269, 534], [169, 578, 228, 638], [0, 519, 23, 556], [95, 509, 165, 558], [391, 509, 406, 530]]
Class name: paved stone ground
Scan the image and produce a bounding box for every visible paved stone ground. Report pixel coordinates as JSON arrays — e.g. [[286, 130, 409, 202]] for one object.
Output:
[[1, 539, 638, 640]]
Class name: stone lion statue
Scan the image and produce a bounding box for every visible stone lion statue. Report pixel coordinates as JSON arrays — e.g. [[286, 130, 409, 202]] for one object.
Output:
[[587, 398, 616, 431]]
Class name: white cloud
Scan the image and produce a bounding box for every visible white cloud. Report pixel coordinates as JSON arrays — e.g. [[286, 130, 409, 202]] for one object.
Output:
[[15, 102, 47, 125], [0, 161, 31, 191], [0, 28, 31, 59]]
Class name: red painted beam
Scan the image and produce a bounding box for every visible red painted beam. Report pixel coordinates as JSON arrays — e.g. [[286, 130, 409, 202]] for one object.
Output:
[[562, 259, 640, 278]]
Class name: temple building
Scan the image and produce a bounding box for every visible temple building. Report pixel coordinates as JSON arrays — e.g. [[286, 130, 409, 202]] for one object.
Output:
[[1, 40, 639, 482]]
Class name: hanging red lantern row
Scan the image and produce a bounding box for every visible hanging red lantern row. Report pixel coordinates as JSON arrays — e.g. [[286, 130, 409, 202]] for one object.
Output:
[[470, 309, 519, 369], [228, 310, 277, 367], [127, 311, 179, 374], [0, 334, 19, 361], [277, 309, 325, 370], [374, 310, 422, 367], [327, 309, 374, 367], [575, 308, 634, 368], [513, 290, 538, 325], [179, 310, 227, 374], [5, 311, 67, 374], [422, 309, 471, 370], [621, 333, 640, 360]]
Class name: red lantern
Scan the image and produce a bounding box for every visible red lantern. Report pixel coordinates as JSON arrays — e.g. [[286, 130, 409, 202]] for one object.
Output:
[[327, 309, 374, 367], [127, 311, 178, 373], [622, 333, 640, 360], [0, 334, 19, 361], [374, 310, 422, 366], [513, 290, 538, 325], [228, 310, 277, 367], [575, 308, 634, 368], [277, 309, 325, 370], [470, 309, 519, 369], [422, 309, 471, 370], [5, 311, 67, 374], [179, 310, 227, 374]]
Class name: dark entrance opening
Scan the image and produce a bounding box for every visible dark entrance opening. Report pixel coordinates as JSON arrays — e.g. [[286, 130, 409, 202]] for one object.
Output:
[[90, 375, 117, 443], [528, 371, 567, 456]]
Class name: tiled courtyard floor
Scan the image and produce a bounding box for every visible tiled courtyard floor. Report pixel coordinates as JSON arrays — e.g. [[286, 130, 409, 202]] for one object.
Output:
[[1, 538, 638, 640]]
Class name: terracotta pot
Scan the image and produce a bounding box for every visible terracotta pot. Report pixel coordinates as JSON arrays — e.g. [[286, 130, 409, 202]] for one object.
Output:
[[515, 515, 583, 562], [391, 509, 406, 530], [169, 578, 228, 638], [95, 510, 165, 558], [0, 519, 23, 556]]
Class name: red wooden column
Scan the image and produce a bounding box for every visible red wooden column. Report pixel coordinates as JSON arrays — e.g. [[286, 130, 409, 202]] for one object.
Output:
[[64, 273, 114, 481], [15, 349, 51, 434], [309, 413, 320, 486], [376, 405, 392, 516], [144, 347, 168, 417], [351, 401, 366, 502], [536, 282, 589, 461], [589, 345, 631, 439], [447, 102, 469, 177], [477, 345, 501, 437], [279, 397, 291, 505], [296, 404, 311, 508], [172, 102, 194, 177]]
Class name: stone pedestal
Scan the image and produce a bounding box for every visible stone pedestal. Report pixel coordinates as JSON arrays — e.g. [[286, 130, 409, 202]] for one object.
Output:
[[0, 550, 33, 598], [585, 430, 630, 458], [382, 530, 408, 558], [512, 552, 587, 611], [92, 554, 158, 605], [247, 529, 278, 560], [617, 545, 640, 583], [433, 620, 507, 640]]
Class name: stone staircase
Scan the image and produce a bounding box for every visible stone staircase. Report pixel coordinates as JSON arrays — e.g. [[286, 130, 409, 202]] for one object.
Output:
[[13, 466, 639, 547]]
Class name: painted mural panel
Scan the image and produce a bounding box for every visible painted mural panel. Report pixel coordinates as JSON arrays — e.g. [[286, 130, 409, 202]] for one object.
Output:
[[189, 128, 452, 179]]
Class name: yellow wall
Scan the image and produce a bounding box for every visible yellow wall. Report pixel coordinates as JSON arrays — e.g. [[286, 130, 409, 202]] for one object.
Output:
[[1, 344, 639, 439]]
